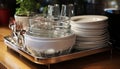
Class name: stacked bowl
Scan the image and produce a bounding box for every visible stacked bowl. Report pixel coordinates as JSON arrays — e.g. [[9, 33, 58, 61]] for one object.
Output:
[[70, 15, 109, 50]]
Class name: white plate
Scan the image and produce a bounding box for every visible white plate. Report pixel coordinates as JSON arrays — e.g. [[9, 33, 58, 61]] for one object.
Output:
[[71, 15, 108, 24], [76, 35, 109, 42], [70, 21, 108, 29], [71, 27, 107, 33], [75, 39, 109, 45], [70, 23, 108, 29], [70, 15, 108, 29], [74, 43, 108, 50], [72, 28, 108, 37]]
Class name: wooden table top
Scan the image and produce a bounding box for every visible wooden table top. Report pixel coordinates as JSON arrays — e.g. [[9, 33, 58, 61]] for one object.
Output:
[[1, 26, 120, 69]]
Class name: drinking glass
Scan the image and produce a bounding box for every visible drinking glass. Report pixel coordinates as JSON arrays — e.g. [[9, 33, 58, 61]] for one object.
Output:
[[53, 4, 60, 21], [60, 4, 74, 35], [9, 19, 25, 48]]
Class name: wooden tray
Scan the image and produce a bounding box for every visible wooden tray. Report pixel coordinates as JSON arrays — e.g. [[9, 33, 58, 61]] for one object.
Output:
[[4, 36, 112, 65]]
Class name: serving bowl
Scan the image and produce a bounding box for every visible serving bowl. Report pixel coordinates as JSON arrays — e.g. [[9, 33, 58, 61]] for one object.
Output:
[[24, 32, 76, 58]]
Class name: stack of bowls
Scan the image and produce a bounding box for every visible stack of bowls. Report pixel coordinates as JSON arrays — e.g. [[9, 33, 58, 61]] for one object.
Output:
[[70, 15, 109, 50]]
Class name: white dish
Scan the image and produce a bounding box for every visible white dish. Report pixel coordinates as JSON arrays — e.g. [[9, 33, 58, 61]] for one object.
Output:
[[72, 28, 107, 37], [70, 22, 108, 29], [76, 35, 109, 42], [75, 39, 108, 45], [71, 15, 108, 23], [74, 42, 108, 50], [70, 15, 108, 29], [24, 32, 76, 57], [70, 23, 108, 29], [74, 39, 109, 50]]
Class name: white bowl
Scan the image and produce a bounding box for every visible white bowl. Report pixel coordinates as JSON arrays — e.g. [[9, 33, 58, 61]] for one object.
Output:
[[24, 32, 76, 58]]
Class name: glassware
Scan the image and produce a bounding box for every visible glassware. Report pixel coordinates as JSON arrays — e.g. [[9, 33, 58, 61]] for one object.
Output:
[[9, 18, 18, 44], [59, 4, 74, 35], [53, 4, 60, 21], [67, 4, 74, 20], [66, 4, 74, 32], [28, 4, 74, 38], [60, 4, 67, 21], [9, 18, 25, 48]]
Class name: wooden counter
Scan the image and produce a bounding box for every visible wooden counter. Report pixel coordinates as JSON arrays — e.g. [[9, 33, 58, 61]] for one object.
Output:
[[1, 26, 120, 69], [0, 27, 43, 69]]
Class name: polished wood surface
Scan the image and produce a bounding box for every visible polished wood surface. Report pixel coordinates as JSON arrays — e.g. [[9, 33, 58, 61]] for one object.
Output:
[[1, 26, 120, 69]]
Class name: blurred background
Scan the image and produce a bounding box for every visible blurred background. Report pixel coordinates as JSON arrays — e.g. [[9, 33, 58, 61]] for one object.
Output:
[[0, 0, 120, 49]]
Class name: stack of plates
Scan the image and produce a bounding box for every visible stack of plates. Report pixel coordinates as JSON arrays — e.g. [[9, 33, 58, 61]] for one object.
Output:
[[70, 15, 109, 50]]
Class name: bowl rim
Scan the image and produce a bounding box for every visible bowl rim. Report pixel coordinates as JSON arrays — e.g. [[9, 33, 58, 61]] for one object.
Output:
[[24, 31, 76, 40]]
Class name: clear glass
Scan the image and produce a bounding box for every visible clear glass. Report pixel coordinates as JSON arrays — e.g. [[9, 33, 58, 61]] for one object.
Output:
[[53, 4, 60, 21], [9, 19, 25, 48], [59, 4, 74, 34], [28, 4, 74, 38]]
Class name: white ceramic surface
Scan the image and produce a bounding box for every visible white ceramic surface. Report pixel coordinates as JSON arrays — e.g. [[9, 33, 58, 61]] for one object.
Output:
[[76, 39, 108, 45], [76, 35, 109, 42], [70, 22, 108, 29], [70, 15, 109, 50], [74, 37, 109, 50], [24, 32, 76, 56], [71, 28, 107, 37], [74, 43, 108, 50], [71, 15, 108, 23], [70, 15, 108, 29]]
